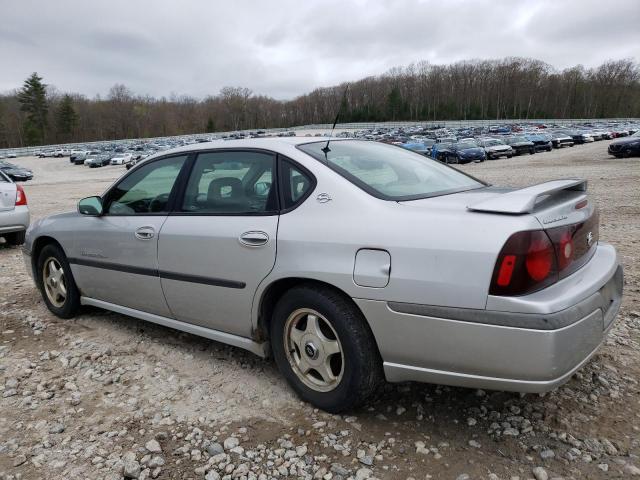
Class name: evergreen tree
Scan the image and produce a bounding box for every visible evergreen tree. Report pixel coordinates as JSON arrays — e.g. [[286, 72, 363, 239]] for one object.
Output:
[[206, 117, 215, 132], [386, 86, 402, 120], [17, 72, 48, 145], [56, 94, 78, 139]]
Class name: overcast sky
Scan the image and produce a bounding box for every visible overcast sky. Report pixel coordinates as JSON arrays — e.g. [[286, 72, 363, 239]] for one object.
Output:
[[1, 0, 638, 100]]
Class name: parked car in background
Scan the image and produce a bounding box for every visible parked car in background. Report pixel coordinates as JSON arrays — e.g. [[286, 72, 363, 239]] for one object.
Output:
[[448, 141, 486, 163], [564, 130, 594, 145], [0, 161, 33, 181], [72, 152, 89, 165], [86, 154, 111, 168], [83, 151, 103, 165], [430, 142, 454, 162], [0, 170, 29, 245], [504, 136, 536, 155], [478, 138, 513, 159], [549, 132, 574, 148], [111, 153, 133, 165], [525, 133, 553, 152], [23, 138, 623, 412], [608, 131, 640, 158]]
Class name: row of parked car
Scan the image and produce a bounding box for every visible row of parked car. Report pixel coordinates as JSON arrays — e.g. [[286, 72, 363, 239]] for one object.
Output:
[[343, 122, 640, 163]]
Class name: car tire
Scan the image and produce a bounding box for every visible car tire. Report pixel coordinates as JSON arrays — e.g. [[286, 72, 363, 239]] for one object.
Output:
[[507, 154, 513, 159], [270, 285, 383, 413], [5, 231, 26, 246], [36, 243, 81, 319]]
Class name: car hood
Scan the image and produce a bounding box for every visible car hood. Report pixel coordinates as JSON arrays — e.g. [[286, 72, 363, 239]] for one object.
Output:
[[611, 137, 640, 146], [457, 147, 484, 155]]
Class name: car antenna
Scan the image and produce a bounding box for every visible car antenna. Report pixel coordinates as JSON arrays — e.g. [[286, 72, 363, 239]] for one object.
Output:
[[321, 84, 349, 156]]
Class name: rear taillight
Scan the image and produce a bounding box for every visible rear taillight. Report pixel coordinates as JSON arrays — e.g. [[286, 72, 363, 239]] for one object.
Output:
[[15, 184, 27, 206], [490, 230, 558, 296], [490, 221, 598, 296]]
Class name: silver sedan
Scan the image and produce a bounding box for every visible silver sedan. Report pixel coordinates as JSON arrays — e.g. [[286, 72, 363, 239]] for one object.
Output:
[[0, 170, 29, 245], [24, 138, 623, 412]]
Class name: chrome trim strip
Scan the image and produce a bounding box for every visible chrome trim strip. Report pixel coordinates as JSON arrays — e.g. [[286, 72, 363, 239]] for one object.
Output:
[[68, 257, 246, 289]]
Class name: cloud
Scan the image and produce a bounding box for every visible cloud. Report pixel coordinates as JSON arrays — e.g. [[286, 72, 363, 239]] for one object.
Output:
[[0, 0, 637, 99]]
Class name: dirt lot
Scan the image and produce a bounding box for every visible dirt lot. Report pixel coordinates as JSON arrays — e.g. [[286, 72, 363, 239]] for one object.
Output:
[[1, 141, 639, 480]]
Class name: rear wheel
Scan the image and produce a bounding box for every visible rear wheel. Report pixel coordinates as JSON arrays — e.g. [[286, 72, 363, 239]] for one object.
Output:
[[37, 244, 81, 319], [271, 285, 383, 412], [5, 231, 26, 246]]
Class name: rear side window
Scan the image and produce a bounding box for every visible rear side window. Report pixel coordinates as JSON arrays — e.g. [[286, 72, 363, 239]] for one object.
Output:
[[181, 151, 277, 214], [280, 159, 314, 210]]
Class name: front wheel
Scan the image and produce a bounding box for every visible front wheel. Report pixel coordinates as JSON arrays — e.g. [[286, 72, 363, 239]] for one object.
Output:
[[271, 285, 383, 412], [37, 244, 81, 319]]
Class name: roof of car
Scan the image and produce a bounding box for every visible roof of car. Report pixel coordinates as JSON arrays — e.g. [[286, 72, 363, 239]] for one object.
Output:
[[147, 136, 337, 156]]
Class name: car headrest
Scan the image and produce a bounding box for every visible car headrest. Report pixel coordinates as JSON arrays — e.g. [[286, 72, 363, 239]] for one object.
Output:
[[208, 177, 243, 201]]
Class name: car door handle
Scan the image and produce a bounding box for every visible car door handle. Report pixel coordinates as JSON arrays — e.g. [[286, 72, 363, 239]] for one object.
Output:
[[135, 226, 155, 240], [239, 231, 269, 247]]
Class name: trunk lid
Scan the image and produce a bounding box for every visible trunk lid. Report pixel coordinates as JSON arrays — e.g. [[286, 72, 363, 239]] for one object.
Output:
[[466, 178, 599, 278]]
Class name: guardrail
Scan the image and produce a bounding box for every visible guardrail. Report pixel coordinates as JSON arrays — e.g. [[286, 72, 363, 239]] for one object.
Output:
[[1, 118, 638, 157]]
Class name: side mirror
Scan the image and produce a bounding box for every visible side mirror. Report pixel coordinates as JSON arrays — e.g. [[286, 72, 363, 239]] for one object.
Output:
[[78, 196, 103, 216]]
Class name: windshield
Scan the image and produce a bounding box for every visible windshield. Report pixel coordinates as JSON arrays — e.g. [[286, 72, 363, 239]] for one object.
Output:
[[483, 139, 503, 146], [298, 140, 484, 201]]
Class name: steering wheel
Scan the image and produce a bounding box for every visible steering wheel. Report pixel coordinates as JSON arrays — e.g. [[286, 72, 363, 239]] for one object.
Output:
[[149, 193, 170, 213]]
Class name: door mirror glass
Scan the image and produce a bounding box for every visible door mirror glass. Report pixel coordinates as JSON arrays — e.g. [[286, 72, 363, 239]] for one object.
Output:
[[78, 196, 103, 216]]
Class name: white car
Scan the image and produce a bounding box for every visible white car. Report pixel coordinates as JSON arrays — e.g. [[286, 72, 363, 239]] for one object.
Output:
[[110, 153, 133, 165]]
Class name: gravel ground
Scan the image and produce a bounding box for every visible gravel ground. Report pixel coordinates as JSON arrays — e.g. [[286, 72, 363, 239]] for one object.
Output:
[[1, 141, 639, 480]]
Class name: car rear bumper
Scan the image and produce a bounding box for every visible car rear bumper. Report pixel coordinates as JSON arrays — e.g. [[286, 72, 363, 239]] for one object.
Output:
[[0, 206, 30, 234], [355, 243, 623, 393]]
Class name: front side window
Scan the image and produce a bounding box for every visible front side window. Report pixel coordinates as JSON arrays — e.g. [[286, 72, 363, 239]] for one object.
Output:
[[181, 151, 276, 214], [298, 140, 483, 201], [106, 155, 187, 214]]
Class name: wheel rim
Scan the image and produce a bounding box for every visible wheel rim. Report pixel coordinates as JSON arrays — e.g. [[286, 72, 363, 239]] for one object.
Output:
[[283, 308, 344, 393], [42, 257, 67, 308]]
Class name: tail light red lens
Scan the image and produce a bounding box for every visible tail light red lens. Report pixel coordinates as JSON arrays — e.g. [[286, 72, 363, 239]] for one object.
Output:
[[15, 184, 27, 206], [490, 230, 558, 296], [490, 215, 599, 297]]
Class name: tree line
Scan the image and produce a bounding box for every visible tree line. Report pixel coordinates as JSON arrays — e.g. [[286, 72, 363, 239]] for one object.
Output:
[[1, 57, 639, 148]]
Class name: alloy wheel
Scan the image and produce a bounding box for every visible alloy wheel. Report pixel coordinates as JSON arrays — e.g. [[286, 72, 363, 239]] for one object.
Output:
[[43, 257, 67, 308], [283, 308, 344, 392]]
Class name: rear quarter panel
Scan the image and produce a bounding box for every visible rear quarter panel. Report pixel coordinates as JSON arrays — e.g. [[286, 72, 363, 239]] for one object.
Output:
[[256, 149, 542, 329]]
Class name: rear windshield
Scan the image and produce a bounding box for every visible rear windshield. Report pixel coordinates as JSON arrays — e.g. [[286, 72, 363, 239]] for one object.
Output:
[[297, 140, 484, 201]]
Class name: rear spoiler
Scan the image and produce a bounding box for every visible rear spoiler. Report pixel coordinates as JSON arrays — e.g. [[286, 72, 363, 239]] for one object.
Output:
[[468, 178, 587, 214]]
